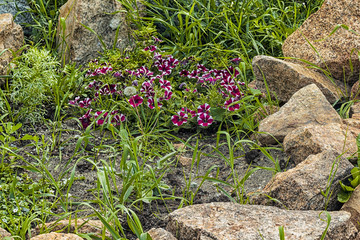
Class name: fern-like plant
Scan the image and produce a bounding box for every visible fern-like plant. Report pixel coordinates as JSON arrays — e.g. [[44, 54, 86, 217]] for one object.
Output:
[[10, 46, 59, 123]]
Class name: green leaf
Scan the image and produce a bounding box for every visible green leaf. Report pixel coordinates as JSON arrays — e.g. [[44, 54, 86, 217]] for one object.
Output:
[[337, 190, 352, 203], [210, 107, 226, 121], [351, 167, 360, 179], [339, 181, 355, 192], [350, 175, 360, 188]]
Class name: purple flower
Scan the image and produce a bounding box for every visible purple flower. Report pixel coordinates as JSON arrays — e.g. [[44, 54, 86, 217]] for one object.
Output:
[[132, 80, 139, 86], [79, 109, 92, 129], [113, 71, 123, 78], [94, 110, 109, 125], [197, 113, 213, 127], [140, 81, 155, 98], [159, 79, 172, 91], [147, 97, 162, 109], [230, 58, 242, 64], [224, 98, 240, 111], [171, 111, 188, 126], [152, 36, 163, 43], [179, 70, 189, 77], [164, 90, 173, 100], [181, 107, 196, 118], [112, 114, 126, 125], [136, 66, 154, 77], [129, 95, 144, 108], [144, 45, 157, 52], [78, 98, 92, 108], [179, 82, 187, 89], [197, 64, 208, 73], [69, 96, 80, 106], [197, 103, 210, 115]]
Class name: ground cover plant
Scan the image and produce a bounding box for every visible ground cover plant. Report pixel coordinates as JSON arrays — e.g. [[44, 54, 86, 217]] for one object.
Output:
[[0, 0, 345, 239]]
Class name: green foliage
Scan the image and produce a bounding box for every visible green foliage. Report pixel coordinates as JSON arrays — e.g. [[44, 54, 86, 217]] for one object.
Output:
[[120, 0, 324, 66], [10, 46, 59, 123]]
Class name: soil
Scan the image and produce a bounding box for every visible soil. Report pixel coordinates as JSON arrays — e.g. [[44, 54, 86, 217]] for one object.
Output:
[[10, 119, 291, 239]]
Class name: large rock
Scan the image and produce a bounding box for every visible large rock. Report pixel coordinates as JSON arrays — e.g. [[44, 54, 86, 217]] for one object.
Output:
[[258, 84, 342, 145], [252, 55, 344, 104], [0, 227, 11, 239], [252, 150, 353, 211], [166, 202, 358, 240], [30, 232, 82, 240], [0, 13, 24, 76], [57, 0, 130, 65], [342, 185, 360, 231], [282, 0, 360, 84], [284, 123, 357, 165], [0, 0, 32, 25]]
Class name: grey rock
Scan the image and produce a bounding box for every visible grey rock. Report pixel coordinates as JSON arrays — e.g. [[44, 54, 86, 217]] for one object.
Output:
[[252, 150, 353, 211], [284, 123, 357, 166], [30, 232, 82, 240], [166, 202, 358, 240], [57, 0, 130, 65], [252, 55, 344, 104], [0, 0, 32, 25], [137, 228, 177, 240], [258, 84, 342, 145]]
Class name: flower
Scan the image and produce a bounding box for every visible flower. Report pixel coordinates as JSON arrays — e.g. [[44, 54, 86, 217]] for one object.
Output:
[[144, 45, 157, 52], [79, 109, 92, 129], [69, 96, 80, 106], [124, 86, 137, 97], [94, 110, 109, 125], [159, 79, 172, 91], [179, 82, 187, 89], [197, 103, 211, 115], [171, 111, 188, 126], [181, 107, 196, 117], [147, 97, 162, 109], [78, 98, 92, 108], [224, 98, 240, 111], [230, 57, 242, 64], [197, 113, 213, 127], [163, 90, 173, 100], [129, 95, 143, 107], [152, 36, 163, 43], [112, 114, 126, 125]]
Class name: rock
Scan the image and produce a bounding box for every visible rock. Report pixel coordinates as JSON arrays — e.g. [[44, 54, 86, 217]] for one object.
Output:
[[178, 156, 192, 166], [0, 0, 32, 25], [283, 123, 357, 165], [282, 0, 360, 84], [252, 55, 344, 104], [30, 232, 82, 240], [0, 227, 11, 239], [166, 202, 358, 240], [351, 102, 360, 120], [351, 81, 360, 100], [32, 219, 109, 238], [342, 185, 360, 231], [137, 228, 177, 240], [258, 84, 342, 145], [57, 0, 130, 65], [0, 13, 24, 76], [252, 150, 353, 211]]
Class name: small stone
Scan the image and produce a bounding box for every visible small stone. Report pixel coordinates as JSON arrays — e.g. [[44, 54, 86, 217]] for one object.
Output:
[[342, 185, 360, 231], [173, 143, 186, 151], [137, 228, 177, 240], [30, 232, 82, 240], [258, 84, 342, 145], [166, 202, 358, 240], [252, 55, 344, 104], [32, 219, 110, 238], [284, 123, 357, 166], [252, 150, 353, 211], [0, 227, 11, 239], [178, 156, 193, 166]]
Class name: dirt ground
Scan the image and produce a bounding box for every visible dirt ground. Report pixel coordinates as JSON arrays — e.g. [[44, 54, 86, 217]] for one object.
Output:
[[12, 119, 291, 239]]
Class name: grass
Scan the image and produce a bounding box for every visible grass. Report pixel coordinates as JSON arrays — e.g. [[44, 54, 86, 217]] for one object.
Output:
[[0, 0, 347, 239]]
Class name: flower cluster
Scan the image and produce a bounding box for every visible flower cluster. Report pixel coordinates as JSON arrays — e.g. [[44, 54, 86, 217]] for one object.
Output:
[[171, 103, 213, 127], [70, 36, 247, 131]]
